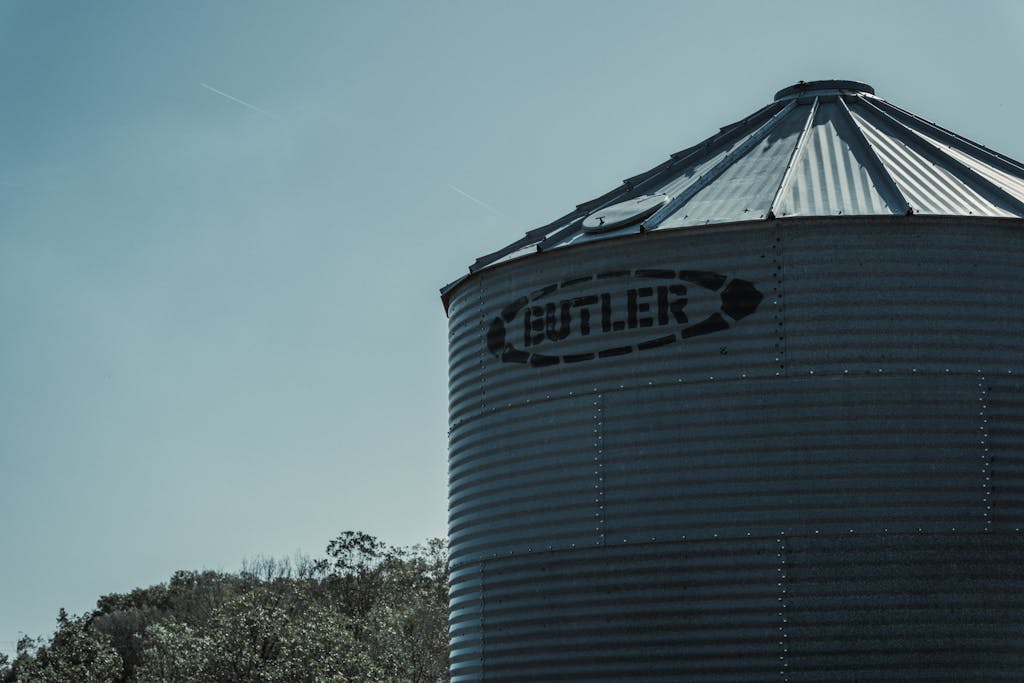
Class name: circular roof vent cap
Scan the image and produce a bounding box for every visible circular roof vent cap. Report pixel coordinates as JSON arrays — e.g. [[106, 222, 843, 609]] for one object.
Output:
[[774, 79, 874, 101], [582, 194, 668, 233]]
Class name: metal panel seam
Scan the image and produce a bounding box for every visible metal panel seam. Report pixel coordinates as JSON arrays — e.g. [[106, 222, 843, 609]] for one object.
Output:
[[595, 392, 606, 547], [980, 372, 993, 532], [776, 535, 790, 682], [872, 98, 1024, 180], [643, 101, 798, 231], [773, 224, 787, 377], [838, 95, 912, 215], [853, 97, 1024, 217], [768, 97, 819, 220], [479, 561, 486, 682]]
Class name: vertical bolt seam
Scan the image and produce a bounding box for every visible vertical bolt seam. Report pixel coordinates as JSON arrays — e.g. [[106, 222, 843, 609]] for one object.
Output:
[[979, 373, 992, 532], [776, 535, 790, 681], [773, 225, 788, 377], [479, 560, 486, 682], [595, 392, 606, 546]]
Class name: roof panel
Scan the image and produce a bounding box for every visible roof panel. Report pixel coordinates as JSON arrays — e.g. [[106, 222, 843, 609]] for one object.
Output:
[[850, 109, 1015, 217], [445, 80, 1024, 302], [911, 128, 1024, 204], [777, 101, 895, 218], [659, 102, 810, 228]]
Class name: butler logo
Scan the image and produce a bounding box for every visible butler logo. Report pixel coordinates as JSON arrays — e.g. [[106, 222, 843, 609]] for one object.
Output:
[[487, 269, 764, 366]]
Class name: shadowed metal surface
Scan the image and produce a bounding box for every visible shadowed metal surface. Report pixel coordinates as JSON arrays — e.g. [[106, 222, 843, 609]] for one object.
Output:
[[444, 81, 1024, 681]]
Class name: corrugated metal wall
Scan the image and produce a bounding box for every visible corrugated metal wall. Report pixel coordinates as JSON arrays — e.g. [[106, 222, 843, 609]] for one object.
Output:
[[447, 218, 1024, 681]]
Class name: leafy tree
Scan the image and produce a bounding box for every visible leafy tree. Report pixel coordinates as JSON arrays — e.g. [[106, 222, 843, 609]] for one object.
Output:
[[132, 621, 209, 683], [2, 610, 122, 683], [364, 540, 448, 683], [0, 533, 450, 683]]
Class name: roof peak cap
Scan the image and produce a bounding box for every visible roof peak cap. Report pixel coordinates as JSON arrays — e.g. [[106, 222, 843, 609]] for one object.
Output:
[[774, 79, 875, 101]]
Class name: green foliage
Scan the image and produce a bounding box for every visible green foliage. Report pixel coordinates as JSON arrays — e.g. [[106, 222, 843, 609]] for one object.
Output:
[[0, 534, 449, 683], [2, 610, 123, 683]]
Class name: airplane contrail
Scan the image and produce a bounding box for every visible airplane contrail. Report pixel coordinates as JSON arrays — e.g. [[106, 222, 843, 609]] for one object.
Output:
[[447, 183, 514, 222], [200, 82, 277, 118]]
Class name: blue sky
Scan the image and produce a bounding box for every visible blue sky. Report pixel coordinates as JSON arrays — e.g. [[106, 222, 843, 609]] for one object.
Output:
[[2, 0, 1023, 654]]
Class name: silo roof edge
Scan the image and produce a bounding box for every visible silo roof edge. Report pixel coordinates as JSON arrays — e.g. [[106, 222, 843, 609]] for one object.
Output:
[[445, 79, 1024, 302]]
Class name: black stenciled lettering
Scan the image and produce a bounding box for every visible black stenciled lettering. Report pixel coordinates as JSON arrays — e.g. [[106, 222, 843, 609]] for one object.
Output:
[[598, 346, 632, 358], [572, 296, 598, 336], [720, 278, 764, 321], [530, 283, 557, 301], [487, 318, 506, 355], [530, 353, 559, 367], [501, 348, 530, 363], [635, 269, 675, 279], [490, 267, 762, 367], [679, 270, 727, 291], [523, 306, 546, 347], [657, 286, 669, 325], [638, 334, 676, 350], [545, 302, 571, 342], [501, 296, 528, 323], [627, 287, 654, 328], [669, 285, 688, 323], [680, 313, 729, 339]]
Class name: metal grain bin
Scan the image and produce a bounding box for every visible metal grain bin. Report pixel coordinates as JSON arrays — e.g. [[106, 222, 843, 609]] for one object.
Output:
[[441, 80, 1024, 681]]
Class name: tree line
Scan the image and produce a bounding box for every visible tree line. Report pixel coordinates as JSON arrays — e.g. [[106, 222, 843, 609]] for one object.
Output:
[[0, 533, 449, 682]]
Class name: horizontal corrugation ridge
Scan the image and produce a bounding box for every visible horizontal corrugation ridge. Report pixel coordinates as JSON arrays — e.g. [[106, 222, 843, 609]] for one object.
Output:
[[782, 222, 1024, 375], [448, 218, 1024, 680], [451, 534, 1024, 681], [601, 375, 984, 541], [984, 376, 1024, 529], [460, 230, 777, 422], [447, 279, 483, 427], [477, 540, 779, 682], [784, 533, 1024, 679], [448, 564, 482, 683], [449, 394, 595, 564]]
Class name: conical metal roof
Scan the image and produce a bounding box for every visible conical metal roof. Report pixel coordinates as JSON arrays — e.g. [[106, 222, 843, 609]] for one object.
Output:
[[452, 79, 1024, 290]]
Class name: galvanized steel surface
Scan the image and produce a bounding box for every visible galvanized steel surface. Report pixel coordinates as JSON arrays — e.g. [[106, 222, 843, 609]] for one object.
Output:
[[445, 81, 1024, 680], [447, 217, 1024, 681], [442, 80, 1024, 303]]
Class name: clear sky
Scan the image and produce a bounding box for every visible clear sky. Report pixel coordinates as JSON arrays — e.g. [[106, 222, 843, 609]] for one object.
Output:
[[2, 0, 1023, 655]]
